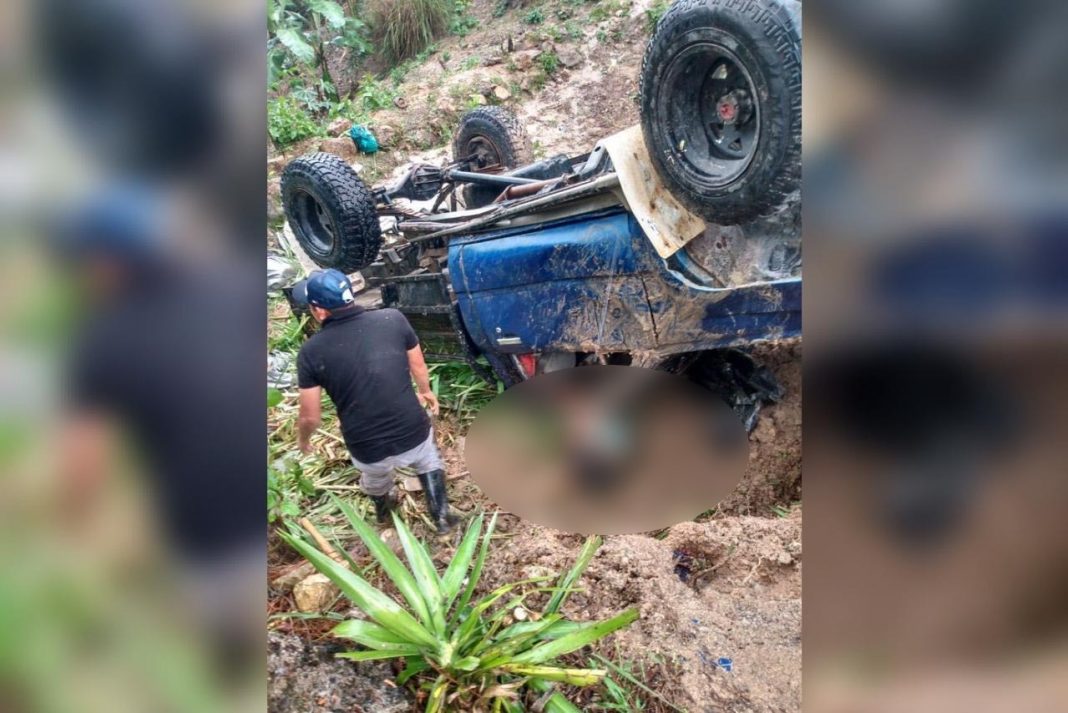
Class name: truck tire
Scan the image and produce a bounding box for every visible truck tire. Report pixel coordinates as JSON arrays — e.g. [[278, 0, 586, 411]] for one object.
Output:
[[281, 152, 382, 271], [452, 106, 533, 208], [640, 0, 801, 224]]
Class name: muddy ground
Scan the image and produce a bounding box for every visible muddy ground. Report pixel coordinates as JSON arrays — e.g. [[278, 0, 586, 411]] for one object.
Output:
[[268, 1, 801, 710], [268, 340, 801, 712]]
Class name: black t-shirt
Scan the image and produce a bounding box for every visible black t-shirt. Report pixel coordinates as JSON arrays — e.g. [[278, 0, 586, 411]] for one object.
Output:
[[297, 306, 429, 463], [69, 265, 265, 561]]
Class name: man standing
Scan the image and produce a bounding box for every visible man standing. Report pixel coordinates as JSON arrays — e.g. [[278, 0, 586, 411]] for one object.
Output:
[[295, 269, 459, 533]]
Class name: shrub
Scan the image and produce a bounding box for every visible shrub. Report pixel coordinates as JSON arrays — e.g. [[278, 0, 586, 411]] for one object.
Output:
[[539, 50, 560, 75], [368, 0, 451, 63], [645, 0, 670, 32], [268, 96, 321, 146], [357, 74, 399, 111], [282, 500, 639, 712], [525, 8, 545, 24]]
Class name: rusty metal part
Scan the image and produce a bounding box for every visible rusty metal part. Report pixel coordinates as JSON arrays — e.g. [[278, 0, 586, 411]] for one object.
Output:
[[406, 173, 622, 243], [430, 183, 457, 213], [599, 125, 706, 258], [493, 178, 560, 202]]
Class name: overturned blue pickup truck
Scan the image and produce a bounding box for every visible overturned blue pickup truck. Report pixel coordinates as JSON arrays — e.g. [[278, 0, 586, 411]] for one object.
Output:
[[281, 0, 801, 424]]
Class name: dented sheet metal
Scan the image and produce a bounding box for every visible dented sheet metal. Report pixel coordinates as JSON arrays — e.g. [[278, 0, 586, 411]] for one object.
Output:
[[600, 125, 707, 259]]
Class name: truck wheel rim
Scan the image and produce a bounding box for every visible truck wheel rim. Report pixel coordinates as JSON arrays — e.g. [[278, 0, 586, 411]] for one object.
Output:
[[660, 42, 760, 184], [464, 135, 504, 170], [292, 189, 336, 255]]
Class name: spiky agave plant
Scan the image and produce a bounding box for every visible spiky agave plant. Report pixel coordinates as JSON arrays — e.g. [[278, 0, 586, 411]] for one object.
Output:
[[281, 495, 638, 712]]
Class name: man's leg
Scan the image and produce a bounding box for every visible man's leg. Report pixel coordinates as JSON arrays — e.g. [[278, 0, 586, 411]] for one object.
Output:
[[352, 457, 397, 524], [410, 429, 460, 534]]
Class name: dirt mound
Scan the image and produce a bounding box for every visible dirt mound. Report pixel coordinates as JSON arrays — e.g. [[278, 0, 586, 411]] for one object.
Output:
[[722, 339, 803, 515], [268, 631, 413, 713], [479, 511, 802, 711]]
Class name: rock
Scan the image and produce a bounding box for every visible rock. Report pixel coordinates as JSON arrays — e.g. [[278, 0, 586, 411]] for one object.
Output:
[[271, 560, 315, 593], [393, 96, 407, 110], [319, 136, 358, 161], [438, 97, 458, 115], [482, 51, 504, 67], [372, 123, 397, 147], [293, 573, 339, 612], [557, 46, 583, 68], [492, 85, 512, 101], [327, 117, 353, 136], [379, 527, 406, 556], [268, 631, 413, 713], [469, 93, 487, 106], [514, 49, 540, 71], [267, 178, 284, 222]]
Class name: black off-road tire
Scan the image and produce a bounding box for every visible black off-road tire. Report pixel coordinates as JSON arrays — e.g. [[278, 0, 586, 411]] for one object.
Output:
[[281, 152, 382, 272], [640, 0, 801, 224], [451, 106, 534, 208]]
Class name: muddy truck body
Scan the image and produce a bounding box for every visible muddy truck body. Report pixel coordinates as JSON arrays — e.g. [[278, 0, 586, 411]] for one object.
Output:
[[281, 0, 801, 422]]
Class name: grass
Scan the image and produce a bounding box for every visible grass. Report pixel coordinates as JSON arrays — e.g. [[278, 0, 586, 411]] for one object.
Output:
[[538, 49, 560, 75], [282, 508, 639, 711], [268, 96, 322, 147], [369, 0, 451, 63], [587, 652, 688, 712], [644, 0, 670, 32]]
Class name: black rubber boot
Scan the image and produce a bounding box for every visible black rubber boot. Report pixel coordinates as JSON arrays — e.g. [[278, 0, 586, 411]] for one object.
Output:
[[418, 470, 460, 534], [371, 490, 398, 525]]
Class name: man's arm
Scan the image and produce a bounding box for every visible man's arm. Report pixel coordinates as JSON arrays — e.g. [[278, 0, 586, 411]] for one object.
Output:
[[407, 345, 439, 416], [60, 413, 112, 523], [298, 386, 322, 454]]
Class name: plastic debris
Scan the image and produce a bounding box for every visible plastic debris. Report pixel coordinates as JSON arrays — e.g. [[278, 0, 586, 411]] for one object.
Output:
[[349, 125, 379, 154], [717, 657, 733, 673], [268, 350, 297, 390], [268, 253, 300, 291]]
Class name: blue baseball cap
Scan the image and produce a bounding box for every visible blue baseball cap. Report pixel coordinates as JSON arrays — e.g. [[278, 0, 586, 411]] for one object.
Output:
[[305, 269, 355, 309]]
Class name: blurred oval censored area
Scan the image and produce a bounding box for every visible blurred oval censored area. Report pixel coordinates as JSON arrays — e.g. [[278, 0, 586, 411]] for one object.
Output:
[[465, 365, 748, 534]]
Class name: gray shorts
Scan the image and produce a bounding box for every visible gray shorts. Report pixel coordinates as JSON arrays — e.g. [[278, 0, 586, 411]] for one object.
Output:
[[351, 428, 444, 496]]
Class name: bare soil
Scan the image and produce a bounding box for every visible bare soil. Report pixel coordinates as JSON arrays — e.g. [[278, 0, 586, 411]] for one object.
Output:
[[268, 1, 802, 710]]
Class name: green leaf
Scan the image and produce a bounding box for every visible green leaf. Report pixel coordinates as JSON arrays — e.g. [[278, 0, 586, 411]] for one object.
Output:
[[398, 657, 431, 684], [544, 535, 601, 615], [307, 0, 346, 27], [331, 494, 433, 628], [454, 577, 550, 649], [500, 664, 606, 686], [454, 655, 481, 671], [337, 649, 419, 661], [452, 511, 498, 624], [276, 27, 316, 64], [476, 615, 562, 663], [528, 678, 583, 713], [508, 608, 639, 665], [442, 513, 483, 608], [525, 678, 585, 713], [281, 532, 440, 650], [425, 675, 449, 713], [268, 387, 284, 408], [392, 511, 446, 634], [331, 619, 417, 650]]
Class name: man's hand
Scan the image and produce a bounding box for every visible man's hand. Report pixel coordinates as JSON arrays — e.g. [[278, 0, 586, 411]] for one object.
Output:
[[298, 386, 323, 455], [419, 390, 440, 416], [408, 345, 439, 416]]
